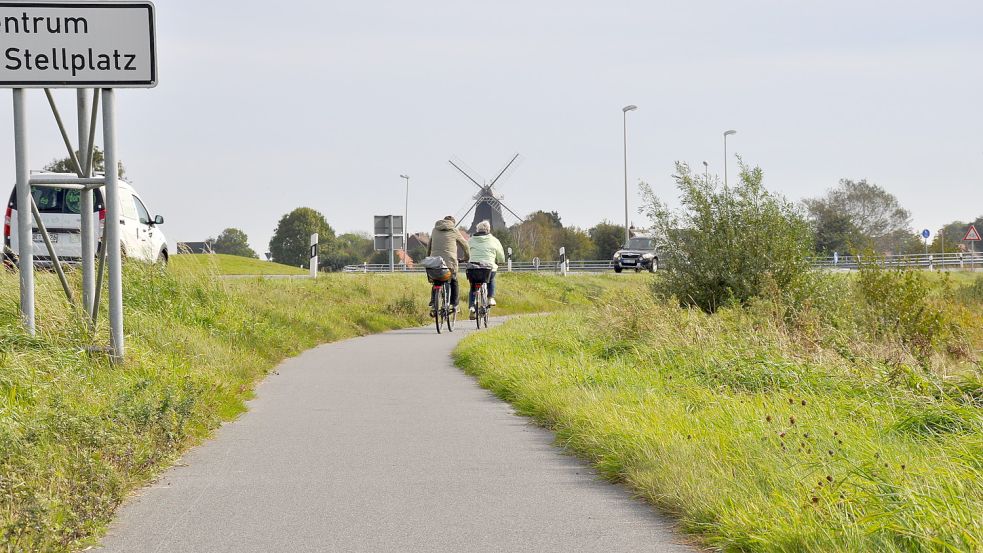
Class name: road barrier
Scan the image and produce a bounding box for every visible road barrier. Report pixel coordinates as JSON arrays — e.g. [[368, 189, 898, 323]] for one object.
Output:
[[343, 260, 614, 274], [343, 252, 983, 274], [810, 252, 982, 271]]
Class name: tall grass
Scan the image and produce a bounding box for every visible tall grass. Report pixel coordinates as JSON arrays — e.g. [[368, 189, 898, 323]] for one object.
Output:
[[0, 265, 635, 552], [455, 271, 983, 552]]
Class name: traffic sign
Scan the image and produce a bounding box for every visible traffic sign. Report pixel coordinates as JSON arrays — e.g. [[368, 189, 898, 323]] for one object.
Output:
[[921, 229, 930, 239], [0, 2, 157, 88], [374, 215, 403, 237], [965, 225, 981, 241], [373, 235, 405, 251]]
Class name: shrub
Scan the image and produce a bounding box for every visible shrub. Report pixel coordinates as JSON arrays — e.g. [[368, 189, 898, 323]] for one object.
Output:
[[855, 261, 961, 362], [640, 160, 814, 312]]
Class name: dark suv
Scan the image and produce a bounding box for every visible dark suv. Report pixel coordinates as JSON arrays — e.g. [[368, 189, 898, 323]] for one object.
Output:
[[613, 236, 658, 273]]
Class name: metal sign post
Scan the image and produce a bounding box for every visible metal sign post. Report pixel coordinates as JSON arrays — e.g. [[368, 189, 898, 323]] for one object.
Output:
[[965, 225, 981, 270], [77, 89, 96, 317], [310, 233, 319, 279], [3, 1, 157, 361], [12, 89, 33, 332], [921, 229, 930, 269], [102, 88, 124, 359]]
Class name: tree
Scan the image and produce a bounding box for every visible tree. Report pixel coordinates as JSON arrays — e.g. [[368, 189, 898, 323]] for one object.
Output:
[[324, 232, 373, 271], [492, 228, 516, 260], [44, 146, 126, 179], [931, 216, 983, 253], [558, 227, 595, 260], [641, 160, 813, 312], [209, 228, 257, 258], [804, 179, 913, 254], [806, 201, 860, 254], [269, 207, 335, 269], [589, 221, 626, 259], [512, 210, 564, 260]]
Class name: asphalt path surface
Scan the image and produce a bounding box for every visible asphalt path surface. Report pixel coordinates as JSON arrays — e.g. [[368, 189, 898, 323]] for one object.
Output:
[[97, 319, 695, 552]]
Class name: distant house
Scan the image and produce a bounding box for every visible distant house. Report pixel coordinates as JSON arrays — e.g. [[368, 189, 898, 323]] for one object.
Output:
[[405, 229, 469, 261], [407, 232, 429, 252], [177, 241, 214, 254]]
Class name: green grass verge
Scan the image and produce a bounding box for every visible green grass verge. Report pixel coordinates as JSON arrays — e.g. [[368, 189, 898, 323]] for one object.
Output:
[[454, 279, 983, 552], [170, 253, 307, 275], [0, 266, 639, 551]]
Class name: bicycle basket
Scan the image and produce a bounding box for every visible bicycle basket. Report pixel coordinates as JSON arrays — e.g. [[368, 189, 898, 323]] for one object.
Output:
[[466, 266, 493, 284], [426, 267, 452, 283]]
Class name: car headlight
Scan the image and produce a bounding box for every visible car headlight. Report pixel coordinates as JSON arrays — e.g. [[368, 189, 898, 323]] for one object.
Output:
[[613, 252, 621, 259], [642, 253, 654, 259]]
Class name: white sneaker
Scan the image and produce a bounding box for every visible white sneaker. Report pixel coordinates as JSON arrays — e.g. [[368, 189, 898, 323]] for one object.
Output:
[[489, 298, 497, 306], [469, 306, 476, 320]]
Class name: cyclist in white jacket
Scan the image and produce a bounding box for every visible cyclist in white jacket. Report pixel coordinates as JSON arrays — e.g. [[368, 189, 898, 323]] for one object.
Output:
[[466, 220, 506, 316]]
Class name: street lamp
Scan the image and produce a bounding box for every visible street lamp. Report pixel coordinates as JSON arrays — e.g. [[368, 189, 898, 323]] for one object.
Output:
[[400, 174, 410, 265], [723, 129, 737, 187], [702, 160, 709, 182], [622, 105, 638, 246]]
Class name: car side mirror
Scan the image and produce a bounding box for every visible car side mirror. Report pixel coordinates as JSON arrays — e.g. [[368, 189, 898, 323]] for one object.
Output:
[[153, 215, 164, 225]]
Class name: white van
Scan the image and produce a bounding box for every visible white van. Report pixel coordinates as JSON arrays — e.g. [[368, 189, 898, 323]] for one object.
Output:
[[3, 173, 168, 267]]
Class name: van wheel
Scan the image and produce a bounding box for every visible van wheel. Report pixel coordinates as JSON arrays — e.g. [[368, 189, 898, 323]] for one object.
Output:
[[614, 266, 623, 273], [158, 250, 168, 266]]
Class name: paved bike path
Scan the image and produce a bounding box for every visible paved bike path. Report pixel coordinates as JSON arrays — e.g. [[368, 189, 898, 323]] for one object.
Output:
[[97, 320, 695, 552]]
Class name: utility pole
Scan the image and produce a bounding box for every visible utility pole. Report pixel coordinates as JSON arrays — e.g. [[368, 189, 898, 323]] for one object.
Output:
[[723, 130, 737, 187], [622, 104, 637, 246], [401, 174, 409, 270]]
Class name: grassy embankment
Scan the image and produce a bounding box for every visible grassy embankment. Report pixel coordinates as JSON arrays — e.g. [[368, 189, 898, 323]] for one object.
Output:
[[455, 270, 983, 552], [170, 253, 307, 275], [0, 263, 637, 552]]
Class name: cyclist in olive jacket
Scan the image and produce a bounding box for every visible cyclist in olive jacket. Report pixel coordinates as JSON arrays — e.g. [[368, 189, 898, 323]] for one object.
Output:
[[427, 216, 470, 312]]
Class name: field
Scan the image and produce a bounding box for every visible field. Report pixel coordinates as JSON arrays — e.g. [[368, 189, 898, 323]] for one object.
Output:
[[0, 265, 635, 552], [455, 271, 983, 552], [169, 253, 307, 275]]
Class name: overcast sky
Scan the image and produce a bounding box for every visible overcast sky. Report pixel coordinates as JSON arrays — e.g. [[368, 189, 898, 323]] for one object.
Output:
[[1, 0, 981, 255]]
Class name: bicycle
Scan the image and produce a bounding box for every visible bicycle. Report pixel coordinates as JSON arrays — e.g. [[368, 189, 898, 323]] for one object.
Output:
[[466, 262, 493, 330], [427, 267, 456, 334]]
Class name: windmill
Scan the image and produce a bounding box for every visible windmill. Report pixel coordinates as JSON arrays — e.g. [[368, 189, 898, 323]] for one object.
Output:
[[449, 153, 524, 234]]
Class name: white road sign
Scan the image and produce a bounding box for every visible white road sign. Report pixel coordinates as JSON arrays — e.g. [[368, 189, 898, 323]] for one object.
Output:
[[0, 1, 156, 87]]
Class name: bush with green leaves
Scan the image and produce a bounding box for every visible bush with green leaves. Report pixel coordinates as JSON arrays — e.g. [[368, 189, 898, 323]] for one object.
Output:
[[640, 160, 814, 312], [855, 261, 963, 362]]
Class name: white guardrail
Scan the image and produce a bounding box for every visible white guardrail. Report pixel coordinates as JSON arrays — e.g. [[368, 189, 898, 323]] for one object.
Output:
[[342, 260, 614, 273], [342, 253, 983, 274]]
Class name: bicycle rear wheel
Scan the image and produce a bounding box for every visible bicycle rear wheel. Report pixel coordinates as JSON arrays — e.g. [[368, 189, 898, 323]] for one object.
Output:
[[474, 284, 485, 329], [445, 284, 455, 332]]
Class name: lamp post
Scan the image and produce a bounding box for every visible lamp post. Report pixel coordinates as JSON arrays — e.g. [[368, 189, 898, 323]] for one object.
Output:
[[400, 174, 409, 268], [702, 160, 709, 182], [723, 130, 737, 187], [622, 104, 637, 246]]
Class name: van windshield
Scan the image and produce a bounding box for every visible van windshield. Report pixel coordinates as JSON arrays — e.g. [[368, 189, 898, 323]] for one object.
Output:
[[7, 187, 104, 213]]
